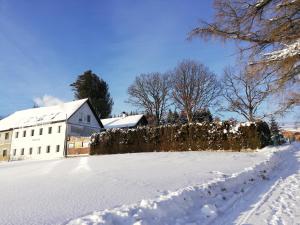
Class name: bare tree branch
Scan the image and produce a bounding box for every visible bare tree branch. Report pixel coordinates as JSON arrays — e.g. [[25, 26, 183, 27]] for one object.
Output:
[[189, 0, 300, 110], [127, 73, 170, 125], [170, 60, 221, 122], [222, 65, 272, 121]]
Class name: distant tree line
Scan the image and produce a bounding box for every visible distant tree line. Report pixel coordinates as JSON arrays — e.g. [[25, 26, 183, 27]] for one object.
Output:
[[70, 62, 283, 127], [127, 59, 273, 125], [127, 59, 222, 125], [69, 0, 298, 127]]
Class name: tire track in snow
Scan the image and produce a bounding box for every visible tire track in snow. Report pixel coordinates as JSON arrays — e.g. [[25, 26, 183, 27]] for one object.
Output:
[[236, 147, 300, 225], [260, 172, 300, 225], [236, 178, 283, 225], [208, 144, 300, 225]]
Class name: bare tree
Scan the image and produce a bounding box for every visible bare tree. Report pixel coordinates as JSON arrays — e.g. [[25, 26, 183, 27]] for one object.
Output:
[[222, 66, 272, 121], [127, 73, 170, 125], [189, 0, 300, 111], [170, 60, 221, 123]]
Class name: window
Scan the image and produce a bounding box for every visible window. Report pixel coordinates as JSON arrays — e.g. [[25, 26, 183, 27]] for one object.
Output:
[[58, 126, 61, 133], [13, 149, 16, 156], [5, 132, 9, 140], [29, 148, 33, 155], [15, 132, 19, 138], [23, 130, 26, 137], [46, 146, 50, 153], [37, 146, 41, 154], [87, 115, 91, 123], [68, 143, 74, 149], [21, 148, 24, 155], [79, 113, 83, 122], [39, 128, 43, 135], [2, 150, 7, 157], [48, 127, 52, 134], [56, 145, 60, 152], [83, 142, 89, 148], [31, 129, 35, 136]]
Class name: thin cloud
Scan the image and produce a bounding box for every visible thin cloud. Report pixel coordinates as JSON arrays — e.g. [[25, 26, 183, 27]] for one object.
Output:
[[33, 95, 64, 107]]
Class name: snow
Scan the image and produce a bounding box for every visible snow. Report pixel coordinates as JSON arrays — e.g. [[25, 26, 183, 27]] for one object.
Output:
[[283, 128, 300, 133], [201, 204, 218, 218], [101, 115, 144, 129], [281, 127, 300, 132], [255, 0, 268, 8], [0, 99, 88, 131], [264, 39, 300, 62], [66, 143, 300, 225], [0, 148, 272, 225], [238, 173, 300, 225], [0, 143, 299, 225]]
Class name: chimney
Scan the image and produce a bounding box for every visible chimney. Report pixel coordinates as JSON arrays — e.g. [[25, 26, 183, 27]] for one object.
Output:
[[122, 111, 127, 118]]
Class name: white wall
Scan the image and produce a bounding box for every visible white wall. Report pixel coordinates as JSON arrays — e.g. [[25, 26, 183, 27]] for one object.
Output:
[[10, 122, 66, 160], [67, 102, 101, 136]]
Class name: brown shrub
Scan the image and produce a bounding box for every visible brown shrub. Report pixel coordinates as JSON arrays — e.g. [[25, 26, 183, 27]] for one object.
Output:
[[90, 121, 271, 155]]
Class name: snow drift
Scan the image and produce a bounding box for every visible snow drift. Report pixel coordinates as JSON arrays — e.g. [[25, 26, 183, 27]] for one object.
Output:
[[67, 144, 297, 225]]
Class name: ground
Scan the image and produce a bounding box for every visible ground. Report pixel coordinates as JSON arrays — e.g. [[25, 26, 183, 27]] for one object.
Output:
[[210, 143, 300, 225], [0, 143, 299, 225]]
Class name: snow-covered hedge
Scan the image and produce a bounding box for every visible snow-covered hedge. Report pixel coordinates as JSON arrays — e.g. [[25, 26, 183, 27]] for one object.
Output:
[[90, 121, 271, 154]]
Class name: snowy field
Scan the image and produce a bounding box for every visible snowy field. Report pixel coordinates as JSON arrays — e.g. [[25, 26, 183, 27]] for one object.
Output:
[[0, 143, 299, 225]]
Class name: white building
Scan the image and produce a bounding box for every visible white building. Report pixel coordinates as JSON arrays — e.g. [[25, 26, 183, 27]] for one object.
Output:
[[0, 99, 103, 160], [101, 114, 148, 129]]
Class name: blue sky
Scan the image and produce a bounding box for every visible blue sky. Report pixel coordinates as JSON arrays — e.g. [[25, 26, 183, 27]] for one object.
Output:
[[0, 0, 297, 122]]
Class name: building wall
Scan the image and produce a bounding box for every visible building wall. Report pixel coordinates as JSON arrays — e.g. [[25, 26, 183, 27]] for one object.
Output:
[[0, 130, 12, 161], [4, 103, 101, 161], [10, 122, 66, 160], [67, 136, 90, 156], [67, 102, 101, 137], [282, 130, 300, 141], [136, 117, 148, 127]]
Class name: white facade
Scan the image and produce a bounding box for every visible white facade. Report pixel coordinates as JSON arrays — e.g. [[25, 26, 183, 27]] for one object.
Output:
[[67, 102, 101, 136], [0, 99, 103, 161], [10, 122, 66, 160]]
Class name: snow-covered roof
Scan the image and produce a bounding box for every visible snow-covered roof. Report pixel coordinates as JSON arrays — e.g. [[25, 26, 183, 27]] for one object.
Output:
[[101, 115, 145, 129], [0, 99, 88, 131]]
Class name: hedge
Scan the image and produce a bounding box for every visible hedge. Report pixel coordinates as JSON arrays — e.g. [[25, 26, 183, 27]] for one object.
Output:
[[90, 121, 271, 155]]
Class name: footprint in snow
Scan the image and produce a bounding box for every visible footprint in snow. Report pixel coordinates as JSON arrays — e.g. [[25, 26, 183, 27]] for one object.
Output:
[[210, 171, 228, 178]]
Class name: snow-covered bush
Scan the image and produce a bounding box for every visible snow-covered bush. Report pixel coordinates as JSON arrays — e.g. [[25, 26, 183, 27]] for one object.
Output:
[[90, 121, 271, 154]]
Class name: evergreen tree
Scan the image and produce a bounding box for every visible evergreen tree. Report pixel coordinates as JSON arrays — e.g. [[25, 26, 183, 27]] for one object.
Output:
[[166, 110, 174, 124], [192, 109, 213, 123], [270, 116, 284, 145], [173, 110, 179, 124], [129, 111, 139, 116], [270, 116, 280, 136], [70, 70, 113, 118], [166, 109, 180, 124]]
